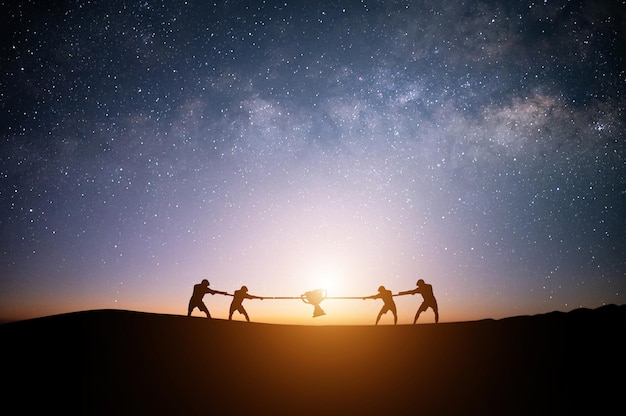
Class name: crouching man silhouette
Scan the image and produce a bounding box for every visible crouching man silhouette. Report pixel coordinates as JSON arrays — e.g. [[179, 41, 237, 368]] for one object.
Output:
[[229, 285, 263, 322], [363, 285, 397, 325], [187, 279, 228, 318], [399, 279, 439, 323]]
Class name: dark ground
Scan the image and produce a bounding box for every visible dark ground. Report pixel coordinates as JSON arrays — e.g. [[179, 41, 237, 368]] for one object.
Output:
[[2, 305, 624, 415]]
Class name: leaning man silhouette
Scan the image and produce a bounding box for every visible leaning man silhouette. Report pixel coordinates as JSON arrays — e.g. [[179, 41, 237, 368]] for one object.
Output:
[[187, 279, 227, 318], [399, 279, 439, 323], [228, 285, 263, 322], [363, 285, 397, 325]]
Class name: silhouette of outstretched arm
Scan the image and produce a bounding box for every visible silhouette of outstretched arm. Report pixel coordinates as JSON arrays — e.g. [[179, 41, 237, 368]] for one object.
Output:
[[397, 289, 419, 296], [247, 294, 264, 300]]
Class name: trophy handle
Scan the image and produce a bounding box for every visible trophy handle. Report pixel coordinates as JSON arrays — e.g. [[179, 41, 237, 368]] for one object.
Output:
[[300, 294, 310, 304], [320, 289, 327, 300]]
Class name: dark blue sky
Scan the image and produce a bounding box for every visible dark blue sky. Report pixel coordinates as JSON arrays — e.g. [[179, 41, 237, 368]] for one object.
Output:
[[1, 0, 624, 323]]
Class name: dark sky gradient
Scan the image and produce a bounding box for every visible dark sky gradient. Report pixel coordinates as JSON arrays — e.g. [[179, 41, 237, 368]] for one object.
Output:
[[1, 0, 625, 324]]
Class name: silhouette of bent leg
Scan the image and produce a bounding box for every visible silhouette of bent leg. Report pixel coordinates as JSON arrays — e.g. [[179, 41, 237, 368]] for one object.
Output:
[[375, 311, 383, 325], [413, 311, 421, 324], [198, 303, 211, 318]]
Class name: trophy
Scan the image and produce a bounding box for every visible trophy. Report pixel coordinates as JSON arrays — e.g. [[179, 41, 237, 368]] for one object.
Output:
[[301, 289, 327, 317]]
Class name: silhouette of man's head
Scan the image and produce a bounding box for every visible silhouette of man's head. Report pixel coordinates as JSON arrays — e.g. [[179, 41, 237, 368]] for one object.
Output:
[[241, 285, 248, 292], [417, 279, 424, 286], [202, 279, 209, 286], [378, 285, 385, 292]]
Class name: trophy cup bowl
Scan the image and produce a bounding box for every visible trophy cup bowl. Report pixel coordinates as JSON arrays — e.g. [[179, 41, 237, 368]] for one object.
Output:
[[301, 289, 327, 317]]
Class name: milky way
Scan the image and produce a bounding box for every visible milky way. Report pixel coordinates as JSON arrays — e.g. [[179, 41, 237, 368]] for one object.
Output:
[[1, 0, 625, 323]]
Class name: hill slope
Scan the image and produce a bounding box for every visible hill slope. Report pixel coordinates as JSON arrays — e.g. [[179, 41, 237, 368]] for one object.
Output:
[[2, 305, 624, 415]]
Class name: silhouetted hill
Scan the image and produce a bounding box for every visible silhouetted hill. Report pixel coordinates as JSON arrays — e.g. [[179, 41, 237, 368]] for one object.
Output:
[[2, 305, 624, 415]]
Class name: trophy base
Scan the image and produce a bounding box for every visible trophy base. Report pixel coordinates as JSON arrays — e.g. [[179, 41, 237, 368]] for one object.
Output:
[[312, 305, 326, 318]]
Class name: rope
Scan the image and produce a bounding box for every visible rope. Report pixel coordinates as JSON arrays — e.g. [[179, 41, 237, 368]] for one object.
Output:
[[261, 296, 366, 300], [327, 296, 367, 300], [215, 292, 411, 299], [262, 296, 301, 299]]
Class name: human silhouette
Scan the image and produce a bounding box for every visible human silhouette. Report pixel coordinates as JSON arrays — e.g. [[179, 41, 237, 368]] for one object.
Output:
[[399, 279, 439, 323], [187, 279, 228, 318], [228, 285, 263, 322], [363, 285, 397, 325]]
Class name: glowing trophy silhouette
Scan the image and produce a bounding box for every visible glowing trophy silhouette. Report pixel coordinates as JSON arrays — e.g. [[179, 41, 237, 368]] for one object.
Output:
[[301, 289, 327, 317]]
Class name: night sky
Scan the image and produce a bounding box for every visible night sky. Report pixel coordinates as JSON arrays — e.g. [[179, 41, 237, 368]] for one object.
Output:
[[2, 0, 625, 324]]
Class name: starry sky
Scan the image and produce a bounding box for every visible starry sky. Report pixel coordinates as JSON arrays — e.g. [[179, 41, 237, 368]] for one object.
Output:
[[1, 0, 625, 325]]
